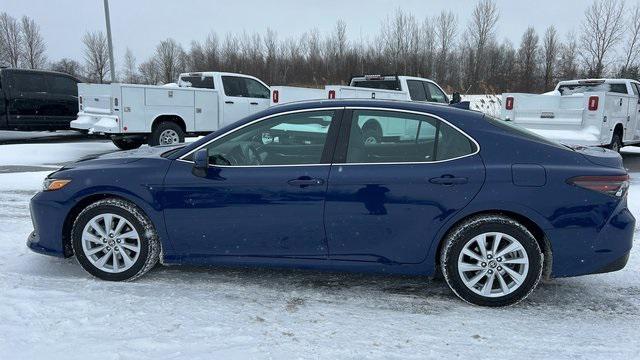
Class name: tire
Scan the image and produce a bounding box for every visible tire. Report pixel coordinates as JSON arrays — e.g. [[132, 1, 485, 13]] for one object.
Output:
[[71, 198, 160, 281], [362, 120, 382, 144], [112, 137, 143, 150], [149, 121, 185, 146], [608, 132, 623, 153], [440, 214, 543, 307]]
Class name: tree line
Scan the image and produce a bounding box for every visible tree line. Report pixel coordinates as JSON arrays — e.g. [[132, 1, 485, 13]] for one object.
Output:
[[1, 0, 639, 94]]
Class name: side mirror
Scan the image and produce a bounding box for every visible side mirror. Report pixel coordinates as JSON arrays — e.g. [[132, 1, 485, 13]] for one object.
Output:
[[450, 92, 462, 104], [192, 149, 209, 177]]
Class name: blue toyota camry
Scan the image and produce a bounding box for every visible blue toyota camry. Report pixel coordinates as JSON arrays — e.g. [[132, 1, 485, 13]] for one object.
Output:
[[28, 100, 634, 306]]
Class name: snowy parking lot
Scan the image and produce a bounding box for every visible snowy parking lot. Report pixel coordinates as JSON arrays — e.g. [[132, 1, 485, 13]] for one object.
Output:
[[0, 141, 639, 359]]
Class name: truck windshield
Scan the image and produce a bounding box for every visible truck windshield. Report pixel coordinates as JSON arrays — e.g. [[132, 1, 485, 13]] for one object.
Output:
[[351, 80, 401, 91], [179, 76, 214, 89], [557, 83, 627, 95]]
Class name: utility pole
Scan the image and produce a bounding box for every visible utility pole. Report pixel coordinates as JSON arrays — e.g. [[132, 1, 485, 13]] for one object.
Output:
[[103, 0, 116, 83]]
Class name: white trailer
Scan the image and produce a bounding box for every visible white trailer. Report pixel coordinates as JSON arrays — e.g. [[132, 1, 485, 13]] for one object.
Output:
[[502, 79, 640, 151], [72, 72, 271, 149]]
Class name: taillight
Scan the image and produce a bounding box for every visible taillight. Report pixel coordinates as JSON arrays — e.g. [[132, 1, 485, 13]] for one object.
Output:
[[505, 96, 514, 110], [588, 96, 599, 111], [568, 175, 629, 197], [114, 97, 119, 107], [79, 96, 83, 111], [328, 90, 336, 99], [272, 90, 279, 103]]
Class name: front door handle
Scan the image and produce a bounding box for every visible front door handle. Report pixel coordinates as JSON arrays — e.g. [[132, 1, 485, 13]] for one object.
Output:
[[225, 101, 234, 104], [429, 175, 468, 185], [287, 177, 325, 187], [250, 102, 259, 105]]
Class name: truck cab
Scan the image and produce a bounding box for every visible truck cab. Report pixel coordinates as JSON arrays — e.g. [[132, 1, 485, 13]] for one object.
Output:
[[0, 68, 80, 131]]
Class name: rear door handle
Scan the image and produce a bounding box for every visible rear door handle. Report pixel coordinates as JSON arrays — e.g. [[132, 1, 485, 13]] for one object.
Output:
[[287, 177, 325, 187], [429, 175, 468, 185], [225, 101, 234, 104], [250, 102, 259, 105]]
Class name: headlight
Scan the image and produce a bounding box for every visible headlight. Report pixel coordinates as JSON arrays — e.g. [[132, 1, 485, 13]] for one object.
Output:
[[43, 178, 71, 191]]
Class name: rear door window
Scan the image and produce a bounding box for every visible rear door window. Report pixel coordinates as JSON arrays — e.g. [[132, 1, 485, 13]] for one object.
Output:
[[221, 76, 246, 97], [244, 78, 270, 99], [407, 80, 427, 101], [47, 75, 78, 95], [11, 72, 46, 93], [345, 110, 476, 164]]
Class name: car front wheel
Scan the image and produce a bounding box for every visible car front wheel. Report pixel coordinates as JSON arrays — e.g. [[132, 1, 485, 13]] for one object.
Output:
[[440, 214, 543, 306], [71, 198, 160, 281]]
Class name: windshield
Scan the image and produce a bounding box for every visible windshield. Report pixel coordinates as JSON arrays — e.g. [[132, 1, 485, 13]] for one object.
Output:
[[557, 83, 627, 95]]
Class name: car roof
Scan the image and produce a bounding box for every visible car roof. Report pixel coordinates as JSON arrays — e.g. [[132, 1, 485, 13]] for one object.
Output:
[[267, 99, 482, 121]]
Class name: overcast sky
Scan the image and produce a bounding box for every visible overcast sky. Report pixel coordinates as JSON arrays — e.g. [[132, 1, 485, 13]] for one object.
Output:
[[4, 0, 593, 65]]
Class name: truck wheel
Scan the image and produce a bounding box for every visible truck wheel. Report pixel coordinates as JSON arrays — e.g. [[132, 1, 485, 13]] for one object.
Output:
[[608, 132, 623, 153], [112, 137, 143, 150], [362, 120, 382, 144], [149, 122, 185, 146]]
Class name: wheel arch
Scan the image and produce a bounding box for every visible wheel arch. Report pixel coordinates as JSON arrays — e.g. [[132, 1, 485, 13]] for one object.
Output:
[[151, 114, 187, 133], [430, 208, 553, 279], [61, 191, 166, 258]]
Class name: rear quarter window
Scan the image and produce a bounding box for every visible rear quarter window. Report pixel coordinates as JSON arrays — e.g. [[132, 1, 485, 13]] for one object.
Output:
[[11, 72, 46, 93]]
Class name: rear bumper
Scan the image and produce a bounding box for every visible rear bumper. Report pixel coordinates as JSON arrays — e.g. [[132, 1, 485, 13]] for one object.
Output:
[[548, 206, 635, 277], [71, 113, 120, 134]]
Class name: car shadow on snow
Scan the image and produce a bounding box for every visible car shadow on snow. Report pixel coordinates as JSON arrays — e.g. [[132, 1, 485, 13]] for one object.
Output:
[[23, 255, 637, 315]]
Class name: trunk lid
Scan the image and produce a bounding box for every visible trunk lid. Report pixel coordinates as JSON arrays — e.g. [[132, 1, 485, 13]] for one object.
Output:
[[572, 145, 624, 169]]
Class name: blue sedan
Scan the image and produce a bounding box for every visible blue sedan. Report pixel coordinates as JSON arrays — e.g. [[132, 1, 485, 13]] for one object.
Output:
[[28, 100, 634, 306]]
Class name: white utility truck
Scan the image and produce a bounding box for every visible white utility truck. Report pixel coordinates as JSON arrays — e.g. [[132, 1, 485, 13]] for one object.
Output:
[[502, 78, 640, 152], [271, 75, 457, 143], [71, 72, 271, 149]]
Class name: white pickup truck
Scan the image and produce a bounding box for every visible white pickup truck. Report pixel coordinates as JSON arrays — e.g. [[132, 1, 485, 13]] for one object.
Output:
[[502, 78, 640, 151], [271, 75, 457, 143], [71, 72, 271, 149]]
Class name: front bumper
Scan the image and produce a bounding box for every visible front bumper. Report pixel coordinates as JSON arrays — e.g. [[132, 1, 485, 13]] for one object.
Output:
[[71, 113, 120, 134], [27, 191, 72, 258]]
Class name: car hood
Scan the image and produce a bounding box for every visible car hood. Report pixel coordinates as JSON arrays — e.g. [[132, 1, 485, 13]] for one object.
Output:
[[60, 145, 184, 170]]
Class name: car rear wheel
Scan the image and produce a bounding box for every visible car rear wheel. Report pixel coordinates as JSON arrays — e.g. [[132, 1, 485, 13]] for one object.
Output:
[[440, 214, 543, 306], [71, 198, 160, 281]]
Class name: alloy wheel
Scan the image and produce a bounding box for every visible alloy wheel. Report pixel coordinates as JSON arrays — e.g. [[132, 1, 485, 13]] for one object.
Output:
[[81, 213, 141, 273]]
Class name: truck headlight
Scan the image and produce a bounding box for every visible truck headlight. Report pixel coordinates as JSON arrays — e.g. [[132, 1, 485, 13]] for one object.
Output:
[[43, 179, 71, 191]]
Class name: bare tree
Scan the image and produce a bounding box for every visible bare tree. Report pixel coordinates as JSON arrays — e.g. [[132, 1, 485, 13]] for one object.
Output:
[[138, 59, 159, 85], [0, 12, 21, 67], [542, 26, 559, 91], [20, 16, 46, 69], [621, 4, 640, 75], [467, 0, 499, 87], [558, 31, 579, 80], [121, 48, 137, 83], [516, 27, 539, 92], [435, 11, 457, 83], [580, 0, 626, 77], [155, 38, 185, 83], [50, 58, 83, 78], [82, 31, 110, 83]]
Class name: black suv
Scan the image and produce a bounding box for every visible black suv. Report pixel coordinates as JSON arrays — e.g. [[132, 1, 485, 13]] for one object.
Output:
[[0, 68, 80, 131]]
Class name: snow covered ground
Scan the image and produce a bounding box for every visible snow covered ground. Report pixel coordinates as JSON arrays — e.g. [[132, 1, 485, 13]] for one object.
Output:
[[0, 142, 638, 359]]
